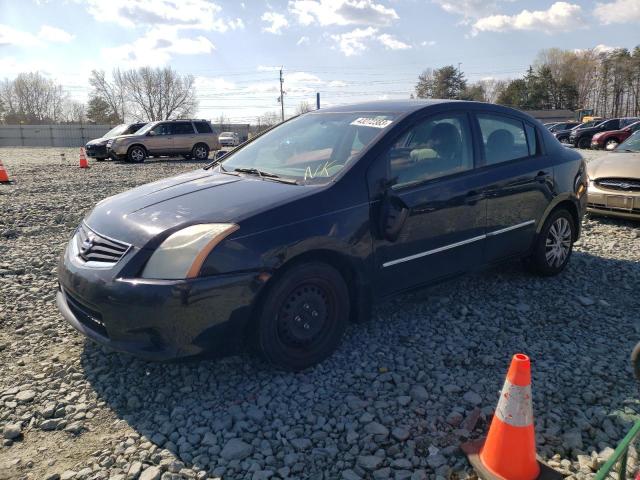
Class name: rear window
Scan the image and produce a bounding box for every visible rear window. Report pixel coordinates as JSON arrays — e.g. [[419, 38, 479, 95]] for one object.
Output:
[[194, 121, 213, 134]]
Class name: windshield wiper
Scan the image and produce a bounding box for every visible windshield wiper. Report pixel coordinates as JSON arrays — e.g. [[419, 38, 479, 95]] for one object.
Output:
[[234, 168, 298, 184]]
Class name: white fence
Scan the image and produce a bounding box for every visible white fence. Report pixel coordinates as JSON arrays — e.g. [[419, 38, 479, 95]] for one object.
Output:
[[0, 124, 114, 147]]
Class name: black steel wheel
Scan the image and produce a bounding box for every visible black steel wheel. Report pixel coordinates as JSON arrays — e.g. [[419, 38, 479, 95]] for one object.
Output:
[[255, 262, 349, 371]]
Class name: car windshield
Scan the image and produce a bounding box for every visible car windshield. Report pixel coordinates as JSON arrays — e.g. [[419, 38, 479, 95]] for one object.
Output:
[[135, 123, 157, 135], [617, 131, 640, 152], [219, 112, 398, 184], [104, 124, 130, 138]]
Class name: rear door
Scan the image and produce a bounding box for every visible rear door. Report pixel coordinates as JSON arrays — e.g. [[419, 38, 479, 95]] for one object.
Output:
[[370, 112, 488, 295], [474, 113, 555, 263], [171, 121, 196, 153]]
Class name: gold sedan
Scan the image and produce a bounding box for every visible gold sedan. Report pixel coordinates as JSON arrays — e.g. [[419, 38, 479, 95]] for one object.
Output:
[[587, 131, 640, 220]]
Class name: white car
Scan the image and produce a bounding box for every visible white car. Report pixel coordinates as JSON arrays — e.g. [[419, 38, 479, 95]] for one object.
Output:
[[219, 131, 240, 147]]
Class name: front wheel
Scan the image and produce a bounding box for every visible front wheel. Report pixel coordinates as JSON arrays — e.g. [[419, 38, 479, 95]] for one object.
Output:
[[255, 262, 349, 371], [577, 137, 591, 149], [127, 146, 146, 163], [526, 209, 575, 276], [192, 143, 209, 160], [605, 138, 619, 150]]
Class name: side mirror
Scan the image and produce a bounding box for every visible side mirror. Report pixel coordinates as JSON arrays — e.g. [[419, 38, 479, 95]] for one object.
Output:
[[147, 131, 156, 136]]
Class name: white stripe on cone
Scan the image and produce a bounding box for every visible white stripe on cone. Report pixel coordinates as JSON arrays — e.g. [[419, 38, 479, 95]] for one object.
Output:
[[494, 380, 533, 428]]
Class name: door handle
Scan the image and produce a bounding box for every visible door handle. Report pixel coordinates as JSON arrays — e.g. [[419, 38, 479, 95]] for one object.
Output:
[[465, 190, 485, 205], [535, 171, 549, 183]]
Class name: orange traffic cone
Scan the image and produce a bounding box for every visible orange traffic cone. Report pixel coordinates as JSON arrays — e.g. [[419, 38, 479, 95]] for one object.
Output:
[[79, 147, 89, 169], [0, 159, 12, 184], [462, 354, 561, 480]]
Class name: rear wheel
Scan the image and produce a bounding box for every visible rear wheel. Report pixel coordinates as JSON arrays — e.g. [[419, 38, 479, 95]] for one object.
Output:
[[577, 137, 591, 149], [526, 209, 575, 276], [255, 262, 349, 371], [192, 143, 209, 160], [127, 146, 146, 163]]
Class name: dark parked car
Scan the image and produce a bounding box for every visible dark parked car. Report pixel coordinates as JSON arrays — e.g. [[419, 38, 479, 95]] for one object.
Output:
[[57, 100, 587, 370], [570, 117, 640, 149], [591, 120, 640, 150], [548, 121, 580, 133], [85, 123, 146, 161], [553, 120, 600, 144]]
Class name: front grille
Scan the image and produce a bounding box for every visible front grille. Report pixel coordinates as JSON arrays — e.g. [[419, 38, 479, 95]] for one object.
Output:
[[64, 289, 108, 337], [595, 178, 640, 191], [75, 223, 130, 264]]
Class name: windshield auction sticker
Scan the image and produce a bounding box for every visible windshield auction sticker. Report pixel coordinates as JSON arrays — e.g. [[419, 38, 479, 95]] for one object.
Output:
[[350, 117, 393, 129]]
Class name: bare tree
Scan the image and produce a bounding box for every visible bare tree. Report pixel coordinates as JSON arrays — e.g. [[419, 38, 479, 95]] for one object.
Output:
[[478, 79, 506, 103], [0, 72, 69, 123], [122, 67, 197, 121], [295, 101, 313, 114], [89, 69, 126, 123], [61, 100, 86, 124], [255, 111, 280, 132]]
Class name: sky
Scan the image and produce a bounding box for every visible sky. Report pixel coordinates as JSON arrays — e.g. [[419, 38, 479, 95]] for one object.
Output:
[[0, 0, 639, 123]]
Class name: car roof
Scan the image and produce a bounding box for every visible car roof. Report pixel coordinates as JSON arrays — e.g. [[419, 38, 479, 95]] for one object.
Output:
[[316, 99, 472, 114]]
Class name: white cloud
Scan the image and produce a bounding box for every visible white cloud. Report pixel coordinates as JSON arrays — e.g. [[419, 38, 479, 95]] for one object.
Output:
[[85, 0, 243, 32], [38, 25, 75, 43], [296, 35, 310, 45], [101, 26, 215, 68], [472, 2, 584, 34], [0, 25, 41, 47], [594, 0, 640, 24], [328, 80, 348, 87], [0, 24, 75, 46], [421, 40, 437, 46], [593, 43, 618, 54], [378, 33, 410, 50], [331, 26, 378, 56], [257, 65, 281, 72], [261, 11, 289, 34], [432, 0, 506, 23], [289, 0, 398, 27]]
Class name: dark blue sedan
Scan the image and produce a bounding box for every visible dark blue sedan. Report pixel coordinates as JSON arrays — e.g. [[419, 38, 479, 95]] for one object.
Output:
[[57, 100, 587, 370]]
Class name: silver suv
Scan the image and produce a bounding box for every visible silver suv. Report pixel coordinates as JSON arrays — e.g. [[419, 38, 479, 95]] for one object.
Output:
[[106, 119, 220, 163]]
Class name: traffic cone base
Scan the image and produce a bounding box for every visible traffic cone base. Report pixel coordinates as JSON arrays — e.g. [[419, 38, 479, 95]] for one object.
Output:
[[0, 159, 12, 184], [462, 439, 561, 480], [462, 354, 562, 480]]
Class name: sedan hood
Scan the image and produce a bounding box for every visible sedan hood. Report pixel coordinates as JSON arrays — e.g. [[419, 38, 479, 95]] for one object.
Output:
[[587, 152, 640, 179], [86, 137, 108, 146], [85, 169, 311, 247]]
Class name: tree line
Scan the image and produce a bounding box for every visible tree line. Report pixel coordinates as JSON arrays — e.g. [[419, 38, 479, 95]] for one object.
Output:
[[0, 67, 197, 125], [414, 45, 640, 118]]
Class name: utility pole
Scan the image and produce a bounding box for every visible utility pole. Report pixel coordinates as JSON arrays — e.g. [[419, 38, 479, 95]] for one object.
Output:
[[457, 62, 462, 100], [316, 92, 320, 110], [279, 67, 285, 122]]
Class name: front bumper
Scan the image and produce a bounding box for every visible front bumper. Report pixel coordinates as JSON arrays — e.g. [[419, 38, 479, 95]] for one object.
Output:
[[57, 245, 261, 361], [586, 183, 640, 220], [590, 140, 604, 149], [86, 144, 108, 159]]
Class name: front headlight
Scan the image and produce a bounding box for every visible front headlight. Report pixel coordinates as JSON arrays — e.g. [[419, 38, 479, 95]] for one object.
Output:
[[141, 224, 238, 279]]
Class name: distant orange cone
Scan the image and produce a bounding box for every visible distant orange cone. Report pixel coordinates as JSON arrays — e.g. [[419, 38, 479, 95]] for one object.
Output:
[[79, 147, 89, 169], [0, 159, 11, 183], [462, 353, 561, 480]]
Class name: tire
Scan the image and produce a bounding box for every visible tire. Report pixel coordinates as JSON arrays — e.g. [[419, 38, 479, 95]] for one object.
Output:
[[254, 262, 349, 371], [526, 209, 575, 276], [96, 158, 106, 162], [577, 137, 591, 149], [605, 138, 619, 150], [192, 143, 209, 160], [127, 146, 146, 163]]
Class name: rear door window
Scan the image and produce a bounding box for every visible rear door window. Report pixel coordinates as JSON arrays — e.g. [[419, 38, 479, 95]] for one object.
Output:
[[172, 122, 195, 135], [194, 121, 213, 133], [477, 114, 531, 165]]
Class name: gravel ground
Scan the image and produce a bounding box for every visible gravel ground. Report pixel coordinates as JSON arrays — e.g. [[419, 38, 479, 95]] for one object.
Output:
[[0, 147, 639, 480]]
